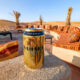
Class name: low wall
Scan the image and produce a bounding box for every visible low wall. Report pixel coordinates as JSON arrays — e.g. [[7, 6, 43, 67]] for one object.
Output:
[[52, 46, 80, 68], [44, 30, 60, 40]]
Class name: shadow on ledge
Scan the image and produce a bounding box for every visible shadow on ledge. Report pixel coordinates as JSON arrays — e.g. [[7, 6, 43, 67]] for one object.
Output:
[[72, 56, 80, 68]]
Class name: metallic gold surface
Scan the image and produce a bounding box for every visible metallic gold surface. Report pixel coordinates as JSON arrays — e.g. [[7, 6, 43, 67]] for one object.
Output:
[[23, 29, 44, 69]]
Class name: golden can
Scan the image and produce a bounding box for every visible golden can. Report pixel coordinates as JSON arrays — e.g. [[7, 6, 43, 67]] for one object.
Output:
[[23, 28, 45, 69]]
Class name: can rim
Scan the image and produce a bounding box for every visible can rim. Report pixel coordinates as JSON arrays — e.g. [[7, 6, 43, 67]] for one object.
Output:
[[24, 28, 43, 32]]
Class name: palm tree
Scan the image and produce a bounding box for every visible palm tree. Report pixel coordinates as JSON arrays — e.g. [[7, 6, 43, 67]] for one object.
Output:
[[13, 10, 21, 27], [66, 7, 73, 26], [40, 15, 43, 25]]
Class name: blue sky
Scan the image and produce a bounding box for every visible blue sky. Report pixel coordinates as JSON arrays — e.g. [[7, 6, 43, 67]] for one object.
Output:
[[0, 0, 80, 22]]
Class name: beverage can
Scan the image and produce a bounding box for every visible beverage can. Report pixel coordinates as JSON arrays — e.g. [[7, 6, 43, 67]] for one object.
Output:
[[23, 28, 45, 69]]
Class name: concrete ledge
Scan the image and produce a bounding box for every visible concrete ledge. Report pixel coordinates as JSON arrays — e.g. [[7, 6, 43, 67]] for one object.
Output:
[[52, 46, 80, 68], [0, 50, 71, 80], [49, 31, 60, 40], [44, 30, 60, 40]]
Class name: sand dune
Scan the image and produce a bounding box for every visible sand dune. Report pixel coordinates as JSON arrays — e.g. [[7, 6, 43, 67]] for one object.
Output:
[[0, 20, 15, 27], [47, 21, 80, 27], [0, 20, 80, 27]]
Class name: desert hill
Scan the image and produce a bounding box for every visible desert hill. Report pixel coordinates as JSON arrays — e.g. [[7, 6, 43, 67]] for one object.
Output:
[[0, 20, 80, 27], [0, 20, 16, 27], [47, 21, 80, 27], [0, 20, 26, 27]]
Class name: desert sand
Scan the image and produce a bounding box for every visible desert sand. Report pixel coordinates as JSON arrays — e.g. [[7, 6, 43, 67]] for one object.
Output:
[[0, 20, 80, 28]]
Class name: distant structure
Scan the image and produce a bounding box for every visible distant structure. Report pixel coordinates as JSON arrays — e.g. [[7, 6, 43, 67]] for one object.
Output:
[[66, 7, 73, 26], [40, 15, 43, 25], [13, 10, 21, 28]]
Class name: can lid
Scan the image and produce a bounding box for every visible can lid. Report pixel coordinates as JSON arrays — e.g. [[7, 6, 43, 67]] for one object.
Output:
[[24, 28, 43, 32]]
